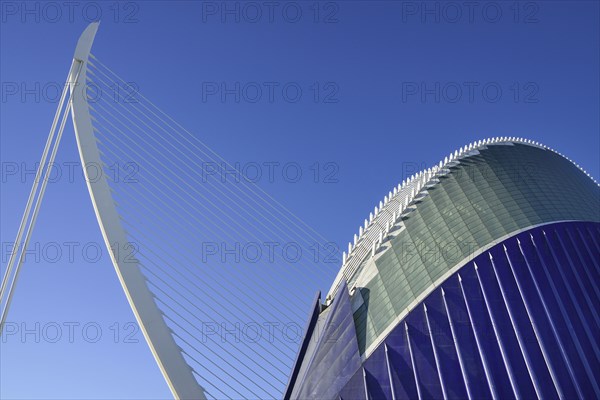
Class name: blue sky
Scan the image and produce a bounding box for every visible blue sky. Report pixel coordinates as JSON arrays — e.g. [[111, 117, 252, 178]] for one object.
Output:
[[1, 1, 599, 398]]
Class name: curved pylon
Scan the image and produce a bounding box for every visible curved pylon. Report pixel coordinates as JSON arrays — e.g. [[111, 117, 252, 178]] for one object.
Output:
[[69, 23, 206, 400]]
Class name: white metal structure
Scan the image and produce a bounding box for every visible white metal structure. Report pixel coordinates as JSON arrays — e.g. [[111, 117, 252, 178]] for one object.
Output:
[[1, 23, 206, 400], [325, 137, 600, 362], [327, 136, 600, 303]]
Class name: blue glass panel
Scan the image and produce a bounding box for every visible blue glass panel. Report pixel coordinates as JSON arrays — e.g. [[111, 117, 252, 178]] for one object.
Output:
[[536, 229, 600, 374], [405, 309, 443, 399], [528, 229, 597, 396], [478, 247, 537, 398], [459, 264, 514, 398], [442, 275, 492, 399], [339, 367, 366, 400], [294, 222, 600, 399], [363, 347, 393, 400], [501, 241, 558, 398], [385, 325, 419, 399], [423, 291, 468, 399], [291, 282, 362, 399], [512, 235, 580, 398]]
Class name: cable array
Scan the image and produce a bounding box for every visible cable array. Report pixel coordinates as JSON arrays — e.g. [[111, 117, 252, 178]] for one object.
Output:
[[84, 54, 339, 399]]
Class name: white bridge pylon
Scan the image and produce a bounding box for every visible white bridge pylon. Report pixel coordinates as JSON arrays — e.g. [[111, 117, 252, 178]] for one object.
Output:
[[0, 23, 206, 400]]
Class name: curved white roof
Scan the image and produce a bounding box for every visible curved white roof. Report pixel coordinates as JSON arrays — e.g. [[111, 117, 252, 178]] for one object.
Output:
[[327, 137, 599, 301]]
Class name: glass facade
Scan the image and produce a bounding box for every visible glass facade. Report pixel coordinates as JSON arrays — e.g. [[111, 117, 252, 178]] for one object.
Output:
[[286, 140, 600, 399], [339, 221, 600, 399]]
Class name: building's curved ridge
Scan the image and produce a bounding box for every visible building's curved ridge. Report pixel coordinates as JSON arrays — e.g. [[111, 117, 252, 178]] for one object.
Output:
[[327, 136, 599, 300]]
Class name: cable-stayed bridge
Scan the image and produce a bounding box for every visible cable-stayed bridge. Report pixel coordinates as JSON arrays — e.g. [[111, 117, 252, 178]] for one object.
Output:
[[0, 23, 339, 400]]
